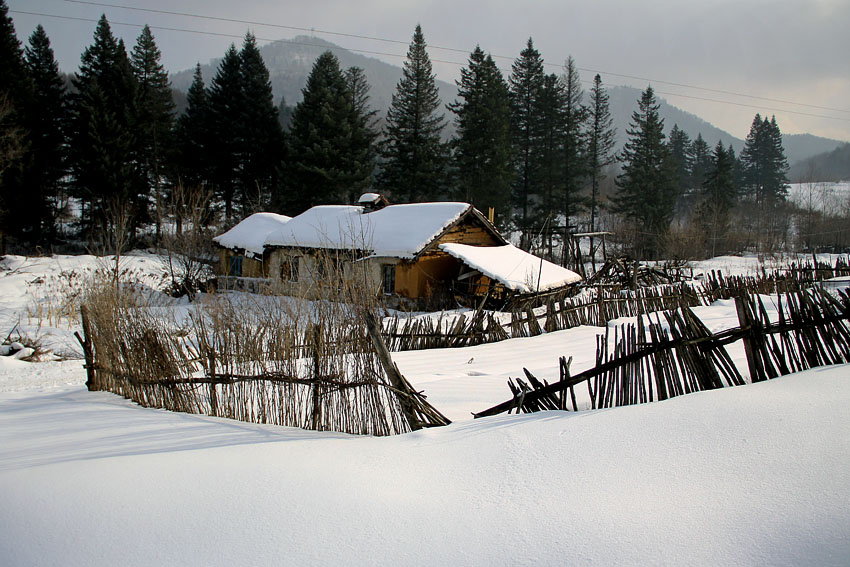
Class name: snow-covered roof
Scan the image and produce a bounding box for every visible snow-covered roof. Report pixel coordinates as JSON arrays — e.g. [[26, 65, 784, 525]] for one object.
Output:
[[440, 243, 582, 293], [265, 202, 479, 259], [213, 213, 292, 258]]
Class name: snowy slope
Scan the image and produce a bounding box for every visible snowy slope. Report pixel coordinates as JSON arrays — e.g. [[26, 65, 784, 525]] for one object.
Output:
[[1, 253, 848, 566], [0, 365, 848, 566]]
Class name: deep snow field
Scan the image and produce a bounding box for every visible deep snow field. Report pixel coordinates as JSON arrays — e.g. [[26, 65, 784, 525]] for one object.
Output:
[[1, 252, 849, 566]]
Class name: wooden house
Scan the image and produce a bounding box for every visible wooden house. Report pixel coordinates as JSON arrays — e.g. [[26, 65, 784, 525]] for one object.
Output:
[[212, 212, 292, 291], [214, 195, 581, 306]]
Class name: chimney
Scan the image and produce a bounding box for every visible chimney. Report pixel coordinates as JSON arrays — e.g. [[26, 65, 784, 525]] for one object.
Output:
[[357, 192, 390, 213]]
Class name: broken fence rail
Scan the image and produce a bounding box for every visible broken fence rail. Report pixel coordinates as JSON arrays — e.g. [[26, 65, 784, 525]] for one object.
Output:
[[473, 287, 850, 418]]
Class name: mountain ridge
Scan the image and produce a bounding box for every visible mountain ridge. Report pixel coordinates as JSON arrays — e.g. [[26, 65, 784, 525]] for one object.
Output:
[[170, 35, 846, 170]]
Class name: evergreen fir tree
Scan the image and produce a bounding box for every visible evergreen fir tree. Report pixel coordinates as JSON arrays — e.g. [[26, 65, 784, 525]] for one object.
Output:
[[740, 113, 789, 206], [585, 73, 615, 270], [0, 0, 28, 102], [343, 66, 378, 203], [613, 86, 675, 258], [238, 32, 284, 215], [131, 25, 175, 238], [727, 144, 743, 194], [689, 133, 711, 196], [537, 73, 566, 257], [765, 116, 789, 201], [286, 51, 357, 213], [174, 64, 209, 192], [377, 24, 446, 203], [277, 96, 295, 132], [24, 24, 67, 242], [698, 140, 737, 256], [508, 38, 546, 247], [206, 44, 242, 221], [448, 46, 512, 226], [0, 0, 34, 249], [586, 74, 615, 236], [69, 15, 141, 242], [666, 124, 692, 214], [560, 57, 589, 241]]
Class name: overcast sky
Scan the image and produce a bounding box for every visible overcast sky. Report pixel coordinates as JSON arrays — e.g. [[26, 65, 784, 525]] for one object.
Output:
[[8, 0, 850, 141]]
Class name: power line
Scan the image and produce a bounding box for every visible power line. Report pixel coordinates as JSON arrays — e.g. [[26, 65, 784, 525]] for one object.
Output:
[[11, 8, 850, 125], [52, 0, 850, 116], [11, 10, 466, 66]]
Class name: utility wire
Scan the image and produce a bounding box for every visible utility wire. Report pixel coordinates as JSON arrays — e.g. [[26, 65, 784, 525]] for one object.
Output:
[[53, 0, 850, 115], [11, 10, 466, 66], [12, 8, 850, 124]]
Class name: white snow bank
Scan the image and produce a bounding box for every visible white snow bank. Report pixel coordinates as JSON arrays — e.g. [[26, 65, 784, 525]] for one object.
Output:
[[440, 242, 582, 292], [213, 212, 292, 258], [265, 202, 477, 259], [0, 366, 848, 566]]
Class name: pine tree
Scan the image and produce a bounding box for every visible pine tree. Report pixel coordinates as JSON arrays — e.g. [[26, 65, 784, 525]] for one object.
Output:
[[560, 57, 589, 240], [69, 15, 141, 242], [277, 96, 295, 132], [537, 73, 566, 257], [0, 0, 34, 249], [343, 66, 378, 203], [666, 124, 692, 214], [174, 64, 209, 192], [377, 24, 446, 203], [448, 46, 512, 226], [689, 133, 711, 196], [586, 74, 615, 236], [613, 86, 675, 258], [765, 116, 789, 201], [24, 25, 67, 242], [698, 140, 737, 256], [238, 32, 284, 215], [286, 51, 357, 212], [508, 38, 546, 247], [206, 44, 242, 221], [131, 25, 175, 238], [741, 114, 789, 206]]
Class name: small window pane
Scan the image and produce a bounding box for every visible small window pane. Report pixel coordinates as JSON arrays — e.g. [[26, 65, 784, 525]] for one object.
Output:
[[382, 264, 395, 294], [281, 256, 299, 282], [229, 255, 243, 277]]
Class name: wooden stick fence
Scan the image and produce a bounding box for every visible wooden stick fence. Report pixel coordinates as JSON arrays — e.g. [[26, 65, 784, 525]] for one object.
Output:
[[383, 257, 850, 351], [76, 295, 449, 436], [474, 287, 850, 418]]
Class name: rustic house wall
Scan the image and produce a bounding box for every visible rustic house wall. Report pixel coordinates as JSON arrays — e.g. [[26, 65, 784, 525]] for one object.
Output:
[[217, 249, 266, 278]]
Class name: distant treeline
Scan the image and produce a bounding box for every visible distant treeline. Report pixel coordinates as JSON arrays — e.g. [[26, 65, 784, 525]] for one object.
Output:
[[1, 2, 846, 259]]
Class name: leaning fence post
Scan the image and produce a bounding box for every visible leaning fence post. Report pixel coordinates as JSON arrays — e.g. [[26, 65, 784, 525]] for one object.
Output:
[[364, 312, 449, 431], [74, 304, 97, 391], [735, 295, 763, 382]]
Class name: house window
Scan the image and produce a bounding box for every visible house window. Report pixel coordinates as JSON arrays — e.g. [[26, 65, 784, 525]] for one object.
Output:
[[228, 254, 243, 277], [280, 256, 299, 282], [382, 264, 396, 295]]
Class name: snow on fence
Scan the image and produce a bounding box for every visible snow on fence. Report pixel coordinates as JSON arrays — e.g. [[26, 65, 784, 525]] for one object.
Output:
[[474, 287, 850, 418], [75, 288, 449, 436]]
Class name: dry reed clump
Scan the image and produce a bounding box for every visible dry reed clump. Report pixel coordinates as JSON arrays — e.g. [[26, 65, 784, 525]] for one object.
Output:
[[26, 262, 167, 330], [79, 249, 445, 436]]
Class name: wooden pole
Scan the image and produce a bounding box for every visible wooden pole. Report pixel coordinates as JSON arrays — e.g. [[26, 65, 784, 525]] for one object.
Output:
[[75, 304, 97, 391]]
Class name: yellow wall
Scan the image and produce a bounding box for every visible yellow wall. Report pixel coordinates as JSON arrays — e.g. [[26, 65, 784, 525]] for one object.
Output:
[[217, 249, 266, 278]]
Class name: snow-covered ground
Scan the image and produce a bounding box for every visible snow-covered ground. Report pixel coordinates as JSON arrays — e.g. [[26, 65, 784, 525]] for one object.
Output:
[[788, 181, 850, 213], [1, 253, 849, 566]]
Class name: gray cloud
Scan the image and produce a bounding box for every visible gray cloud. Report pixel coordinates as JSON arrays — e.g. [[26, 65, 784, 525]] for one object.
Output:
[[9, 0, 850, 140]]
